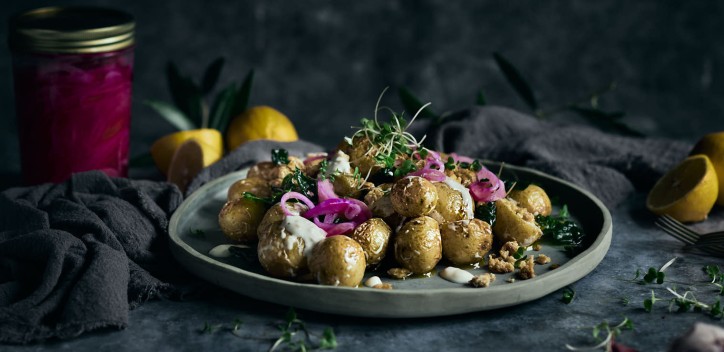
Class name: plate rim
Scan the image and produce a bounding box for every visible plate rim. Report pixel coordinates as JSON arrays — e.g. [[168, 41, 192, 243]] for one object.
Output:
[[168, 162, 612, 315]]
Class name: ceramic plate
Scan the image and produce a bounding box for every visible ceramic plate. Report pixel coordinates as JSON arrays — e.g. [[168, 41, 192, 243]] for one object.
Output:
[[168, 162, 612, 318]]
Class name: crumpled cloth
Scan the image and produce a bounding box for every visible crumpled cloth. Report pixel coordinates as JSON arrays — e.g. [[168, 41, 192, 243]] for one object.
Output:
[[410, 106, 691, 206], [0, 172, 182, 344]]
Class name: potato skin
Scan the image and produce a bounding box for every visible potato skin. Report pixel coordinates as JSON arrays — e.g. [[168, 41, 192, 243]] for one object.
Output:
[[257, 203, 308, 241], [391, 176, 438, 217], [429, 182, 467, 224], [247, 157, 305, 188], [219, 198, 267, 243], [227, 177, 270, 201], [348, 218, 392, 265], [492, 198, 543, 247], [308, 235, 366, 287], [364, 183, 404, 229], [257, 222, 307, 278], [338, 135, 381, 176], [333, 173, 363, 198], [441, 219, 493, 266], [509, 184, 552, 216], [394, 216, 442, 274]]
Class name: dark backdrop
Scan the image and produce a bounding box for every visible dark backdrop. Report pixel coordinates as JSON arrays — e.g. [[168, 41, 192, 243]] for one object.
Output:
[[2, 1, 723, 181]]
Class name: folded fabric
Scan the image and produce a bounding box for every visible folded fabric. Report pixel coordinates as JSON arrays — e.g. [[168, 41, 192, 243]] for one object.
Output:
[[410, 106, 692, 206], [0, 171, 182, 344]]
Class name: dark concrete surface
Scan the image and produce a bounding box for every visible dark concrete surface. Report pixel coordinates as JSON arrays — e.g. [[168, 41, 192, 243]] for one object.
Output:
[[2, 1, 724, 351]]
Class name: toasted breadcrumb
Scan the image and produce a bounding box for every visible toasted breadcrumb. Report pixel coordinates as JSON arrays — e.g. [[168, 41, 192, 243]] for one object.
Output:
[[387, 267, 413, 280], [532, 243, 542, 251], [499, 241, 519, 260], [373, 283, 393, 290], [550, 263, 561, 270], [535, 254, 551, 265], [517, 256, 536, 280], [488, 255, 515, 273], [469, 273, 496, 288]]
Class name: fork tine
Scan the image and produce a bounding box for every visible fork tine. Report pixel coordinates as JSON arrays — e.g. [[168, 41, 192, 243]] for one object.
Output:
[[660, 215, 701, 239], [655, 218, 698, 245], [657, 216, 700, 243], [692, 234, 724, 246], [701, 246, 724, 257], [655, 221, 697, 245]]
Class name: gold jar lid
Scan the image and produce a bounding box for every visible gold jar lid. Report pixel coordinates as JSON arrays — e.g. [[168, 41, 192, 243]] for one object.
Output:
[[8, 6, 135, 54]]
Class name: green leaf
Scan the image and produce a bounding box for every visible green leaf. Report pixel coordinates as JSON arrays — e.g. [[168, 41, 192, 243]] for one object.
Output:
[[398, 87, 437, 120], [144, 100, 195, 130], [166, 62, 203, 128], [208, 83, 238, 132], [229, 69, 255, 125], [493, 52, 538, 110], [128, 152, 155, 168], [569, 106, 643, 137], [561, 287, 575, 304], [476, 91, 487, 106], [201, 57, 225, 95], [319, 327, 338, 349], [272, 149, 290, 165]]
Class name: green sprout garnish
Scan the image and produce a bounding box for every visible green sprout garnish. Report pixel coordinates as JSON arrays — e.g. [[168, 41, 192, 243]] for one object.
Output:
[[565, 317, 633, 351], [562, 287, 575, 304], [269, 308, 338, 352]]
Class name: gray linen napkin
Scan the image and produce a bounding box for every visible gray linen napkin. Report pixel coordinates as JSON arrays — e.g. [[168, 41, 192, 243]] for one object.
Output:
[[0, 171, 182, 344], [410, 106, 692, 206]]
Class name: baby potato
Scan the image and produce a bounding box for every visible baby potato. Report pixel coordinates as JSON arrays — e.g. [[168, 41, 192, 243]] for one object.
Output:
[[257, 223, 306, 278], [308, 235, 366, 287], [247, 157, 305, 188], [445, 167, 478, 187], [441, 219, 493, 266], [492, 198, 543, 247], [364, 184, 404, 229], [227, 177, 270, 201], [333, 173, 363, 198], [348, 218, 392, 266], [338, 135, 381, 176], [257, 202, 308, 241], [509, 184, 552, 216], [219, 198, 267, 243], [429, 182, 467, 224], [391, 176, 438, 217], [394, 216, 442, 274]]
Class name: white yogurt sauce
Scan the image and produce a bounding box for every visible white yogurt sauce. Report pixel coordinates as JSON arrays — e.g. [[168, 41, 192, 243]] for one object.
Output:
[[281, 215, 326, 257], [439, 266, 474, 284], [364, 276, 382, 288], [443, 177, 474, 220], [208, 244, 250, 258], [327, 150, 352, 175]]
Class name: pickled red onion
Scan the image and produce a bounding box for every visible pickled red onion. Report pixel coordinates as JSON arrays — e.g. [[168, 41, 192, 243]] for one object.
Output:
[[407, 168, 446, 181], [279, 192, 315, 216], [449, 153, 474, 164], [317, 179, 338, 202], [469, 168, 506, 202]]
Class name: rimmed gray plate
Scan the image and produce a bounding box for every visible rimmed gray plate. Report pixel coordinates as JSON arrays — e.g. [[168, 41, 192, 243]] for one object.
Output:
[[168, 162, 612, 318]]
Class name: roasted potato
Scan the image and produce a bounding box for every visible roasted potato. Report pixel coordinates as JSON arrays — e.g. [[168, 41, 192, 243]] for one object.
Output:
[[338, 135, 381, 176], [257, 215, 326, 279], [509, 184, 552, 216], [441, 219, 493, 266], [247, 157, 305, 188], [257, 202, 308, 241], [348, 218, 392, 266], [227, 177, 270, 201], [219, 198, 267, 243], [390, 176, 438, 217], [429, 182, 467, 224], [492, 198, 543, 247], [394, 216, 442, 274], [364, 183, 404, 229], [333, 173, 364, 198], [308, 235, 366, 287]]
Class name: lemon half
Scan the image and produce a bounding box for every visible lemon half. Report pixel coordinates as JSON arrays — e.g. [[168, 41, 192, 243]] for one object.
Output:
[[646, 154, 718, 222], [150, 128, 223, 175], [226, 105, 298, 151], [691, 132, 724, 206]]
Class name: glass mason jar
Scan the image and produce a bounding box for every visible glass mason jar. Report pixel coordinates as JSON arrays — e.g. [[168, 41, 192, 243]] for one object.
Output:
[[8, 6, 135, 185]]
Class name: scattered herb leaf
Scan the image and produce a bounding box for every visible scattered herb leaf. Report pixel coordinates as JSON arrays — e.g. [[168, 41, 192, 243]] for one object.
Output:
[[562, 287, 575, 304], [474, 202, 496, 227]]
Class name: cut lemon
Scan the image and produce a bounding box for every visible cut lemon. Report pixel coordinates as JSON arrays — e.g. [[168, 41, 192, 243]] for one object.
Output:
[[226, 105, 298, 151], [646, 154, 718, 222], [150, 128, 223, 175], [167, 139, 204, 193], [691, 132, 724, 206]]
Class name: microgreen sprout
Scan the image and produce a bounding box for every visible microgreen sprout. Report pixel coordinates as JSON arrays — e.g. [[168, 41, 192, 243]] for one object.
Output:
[[200, 322, 223, 334], [562, 287, 575, 304], [703, 265, 724, 294], [643, 290, 660, 312], [565, 317, 633, 351], [269, 308, 337, 352]]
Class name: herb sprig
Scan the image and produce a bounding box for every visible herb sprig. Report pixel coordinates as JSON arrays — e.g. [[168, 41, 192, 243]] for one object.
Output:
[[536, 205, 585, 256], [269, 308, 337, 352], [565, 317, 633, 351]]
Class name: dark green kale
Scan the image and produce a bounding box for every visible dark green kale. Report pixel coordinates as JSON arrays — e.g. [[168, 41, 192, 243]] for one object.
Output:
[[474, 202, 496, 227], [536, 205, 585, 256], [271, 148, 289, 165]]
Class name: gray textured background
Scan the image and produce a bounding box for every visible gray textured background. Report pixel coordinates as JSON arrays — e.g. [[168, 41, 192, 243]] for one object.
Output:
[[2, 0, 724, 181]]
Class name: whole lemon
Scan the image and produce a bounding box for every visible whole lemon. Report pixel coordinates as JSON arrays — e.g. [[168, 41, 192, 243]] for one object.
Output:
[[226, 105, 298, 151], [150, 128, 223, 175], [691, 132, 724, 205]]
